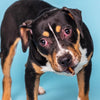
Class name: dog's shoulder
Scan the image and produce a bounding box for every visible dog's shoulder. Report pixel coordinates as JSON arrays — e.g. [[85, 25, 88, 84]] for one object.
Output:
[[80, 22, 93, 56]]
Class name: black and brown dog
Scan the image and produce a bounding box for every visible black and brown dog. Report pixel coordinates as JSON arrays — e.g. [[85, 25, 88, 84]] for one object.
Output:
[[0, 0, 93, 100]]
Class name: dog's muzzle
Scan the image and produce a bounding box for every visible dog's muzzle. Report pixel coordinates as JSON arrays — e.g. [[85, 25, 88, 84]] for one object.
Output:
[[57, 53, 76, 75], [58, 53, 72, 68]]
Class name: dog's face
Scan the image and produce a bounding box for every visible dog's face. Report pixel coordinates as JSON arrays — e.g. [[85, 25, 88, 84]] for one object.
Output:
[[20, 7, 88, 76]]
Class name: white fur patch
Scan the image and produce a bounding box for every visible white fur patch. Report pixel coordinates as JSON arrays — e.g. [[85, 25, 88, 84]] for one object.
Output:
[[38, 86, 45, 95], [77, 96, 81, 100], [75, 45, 88, 74], [41, 62, 55, 72], [49, 8, 58, 12]]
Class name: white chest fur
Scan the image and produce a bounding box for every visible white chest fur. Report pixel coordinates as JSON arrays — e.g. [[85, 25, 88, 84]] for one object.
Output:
[[75, 45, 88, 74], [41, 62, 55, 72]]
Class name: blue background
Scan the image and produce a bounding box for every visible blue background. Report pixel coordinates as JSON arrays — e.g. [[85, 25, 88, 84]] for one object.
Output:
[[0, 0, 100, 100]]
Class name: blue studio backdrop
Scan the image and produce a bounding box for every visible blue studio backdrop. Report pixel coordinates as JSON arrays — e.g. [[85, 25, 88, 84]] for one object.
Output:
[[0, 0, 100, 100]]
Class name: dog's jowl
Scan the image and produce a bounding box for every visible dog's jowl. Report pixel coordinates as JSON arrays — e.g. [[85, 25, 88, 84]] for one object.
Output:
[[0, 0, 93, 100]]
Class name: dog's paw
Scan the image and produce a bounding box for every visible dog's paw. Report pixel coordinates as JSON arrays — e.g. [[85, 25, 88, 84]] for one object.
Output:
[[38, 86, 46, 95]]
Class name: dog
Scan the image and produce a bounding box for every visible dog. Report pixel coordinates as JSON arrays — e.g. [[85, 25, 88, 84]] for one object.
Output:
[[0, 0, 93, 100]]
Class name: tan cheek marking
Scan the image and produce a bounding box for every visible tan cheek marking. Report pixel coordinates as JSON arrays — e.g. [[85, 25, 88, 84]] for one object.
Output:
[[73, 28, 80, 50], [31, 63, 44, 74], [76, 28, 80, 46], [38, 50, 61, 72], [68, 13, 74, 19], [56, 25, 61, 33], [36, 48, 61, 72], [48, 51, 62, 72], [75, 28, 93, 68], [42, 31, 49, 37], [73, 28, 81, 58], [67, 47, 81, 61]]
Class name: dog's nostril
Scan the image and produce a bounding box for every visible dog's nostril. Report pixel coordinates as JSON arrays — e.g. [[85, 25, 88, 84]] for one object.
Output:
[[61, 58, 71, 65], [58, 54, 72, 67], [66, 58, 71, 64]]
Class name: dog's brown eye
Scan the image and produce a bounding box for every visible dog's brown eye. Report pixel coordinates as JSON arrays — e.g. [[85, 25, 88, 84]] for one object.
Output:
[[39, 38, 48, 47], [65, 29, 70, 34]]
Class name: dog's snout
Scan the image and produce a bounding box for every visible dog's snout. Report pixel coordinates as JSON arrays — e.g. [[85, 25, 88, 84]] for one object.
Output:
[[58, 54, 72, 67]]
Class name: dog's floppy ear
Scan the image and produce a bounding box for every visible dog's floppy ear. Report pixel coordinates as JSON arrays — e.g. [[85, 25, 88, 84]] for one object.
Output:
[[20, 20, 33, 52], [62, 7, 84, 38]]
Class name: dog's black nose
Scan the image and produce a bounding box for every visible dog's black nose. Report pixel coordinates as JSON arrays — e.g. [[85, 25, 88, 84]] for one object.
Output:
[[58, 54, 72, 67]]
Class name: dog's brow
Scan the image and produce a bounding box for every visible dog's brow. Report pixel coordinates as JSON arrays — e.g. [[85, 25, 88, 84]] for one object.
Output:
[[48, 23, 62, 50]]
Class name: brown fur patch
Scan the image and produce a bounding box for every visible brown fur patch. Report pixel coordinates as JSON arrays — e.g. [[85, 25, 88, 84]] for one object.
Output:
[[20, 28, 31, 46], [42, 31, 50, 37], [67, 46, 81, 62], [2, 38, 20, 100], [77, 69, 89, 100], [3, 38, 20, 76], [2, 76, 12, 100], [31, 63, 44, 74], [74, 28, 80, 48], [34, 75, 41, 100], [56, 25, 61, 33]]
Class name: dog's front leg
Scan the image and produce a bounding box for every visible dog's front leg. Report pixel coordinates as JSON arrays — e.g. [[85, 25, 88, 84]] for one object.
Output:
[[77, 61, 92, 100], [25, 66, 42, 100]]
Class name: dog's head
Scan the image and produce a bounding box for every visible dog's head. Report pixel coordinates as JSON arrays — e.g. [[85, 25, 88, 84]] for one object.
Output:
[[20, 7, 89, 76]]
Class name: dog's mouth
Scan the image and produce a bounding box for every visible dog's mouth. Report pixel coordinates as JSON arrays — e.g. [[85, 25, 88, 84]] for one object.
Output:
[[63, 65, 77, 75]]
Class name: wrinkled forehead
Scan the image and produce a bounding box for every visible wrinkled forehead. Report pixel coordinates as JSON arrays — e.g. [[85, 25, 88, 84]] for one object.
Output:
[[34, 9, 76, 32]]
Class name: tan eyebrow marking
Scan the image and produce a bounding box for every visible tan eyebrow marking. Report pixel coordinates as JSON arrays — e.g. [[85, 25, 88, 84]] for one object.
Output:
[[56, 25, 61, 33], [68, 13, 74, 19], [42, 31, 50, 37]]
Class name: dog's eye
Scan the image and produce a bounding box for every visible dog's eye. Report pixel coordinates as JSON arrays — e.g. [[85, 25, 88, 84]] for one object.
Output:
[[65, 29, 70, 34], [39, 38, 48, 47], [64, 28, 72, 37]]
